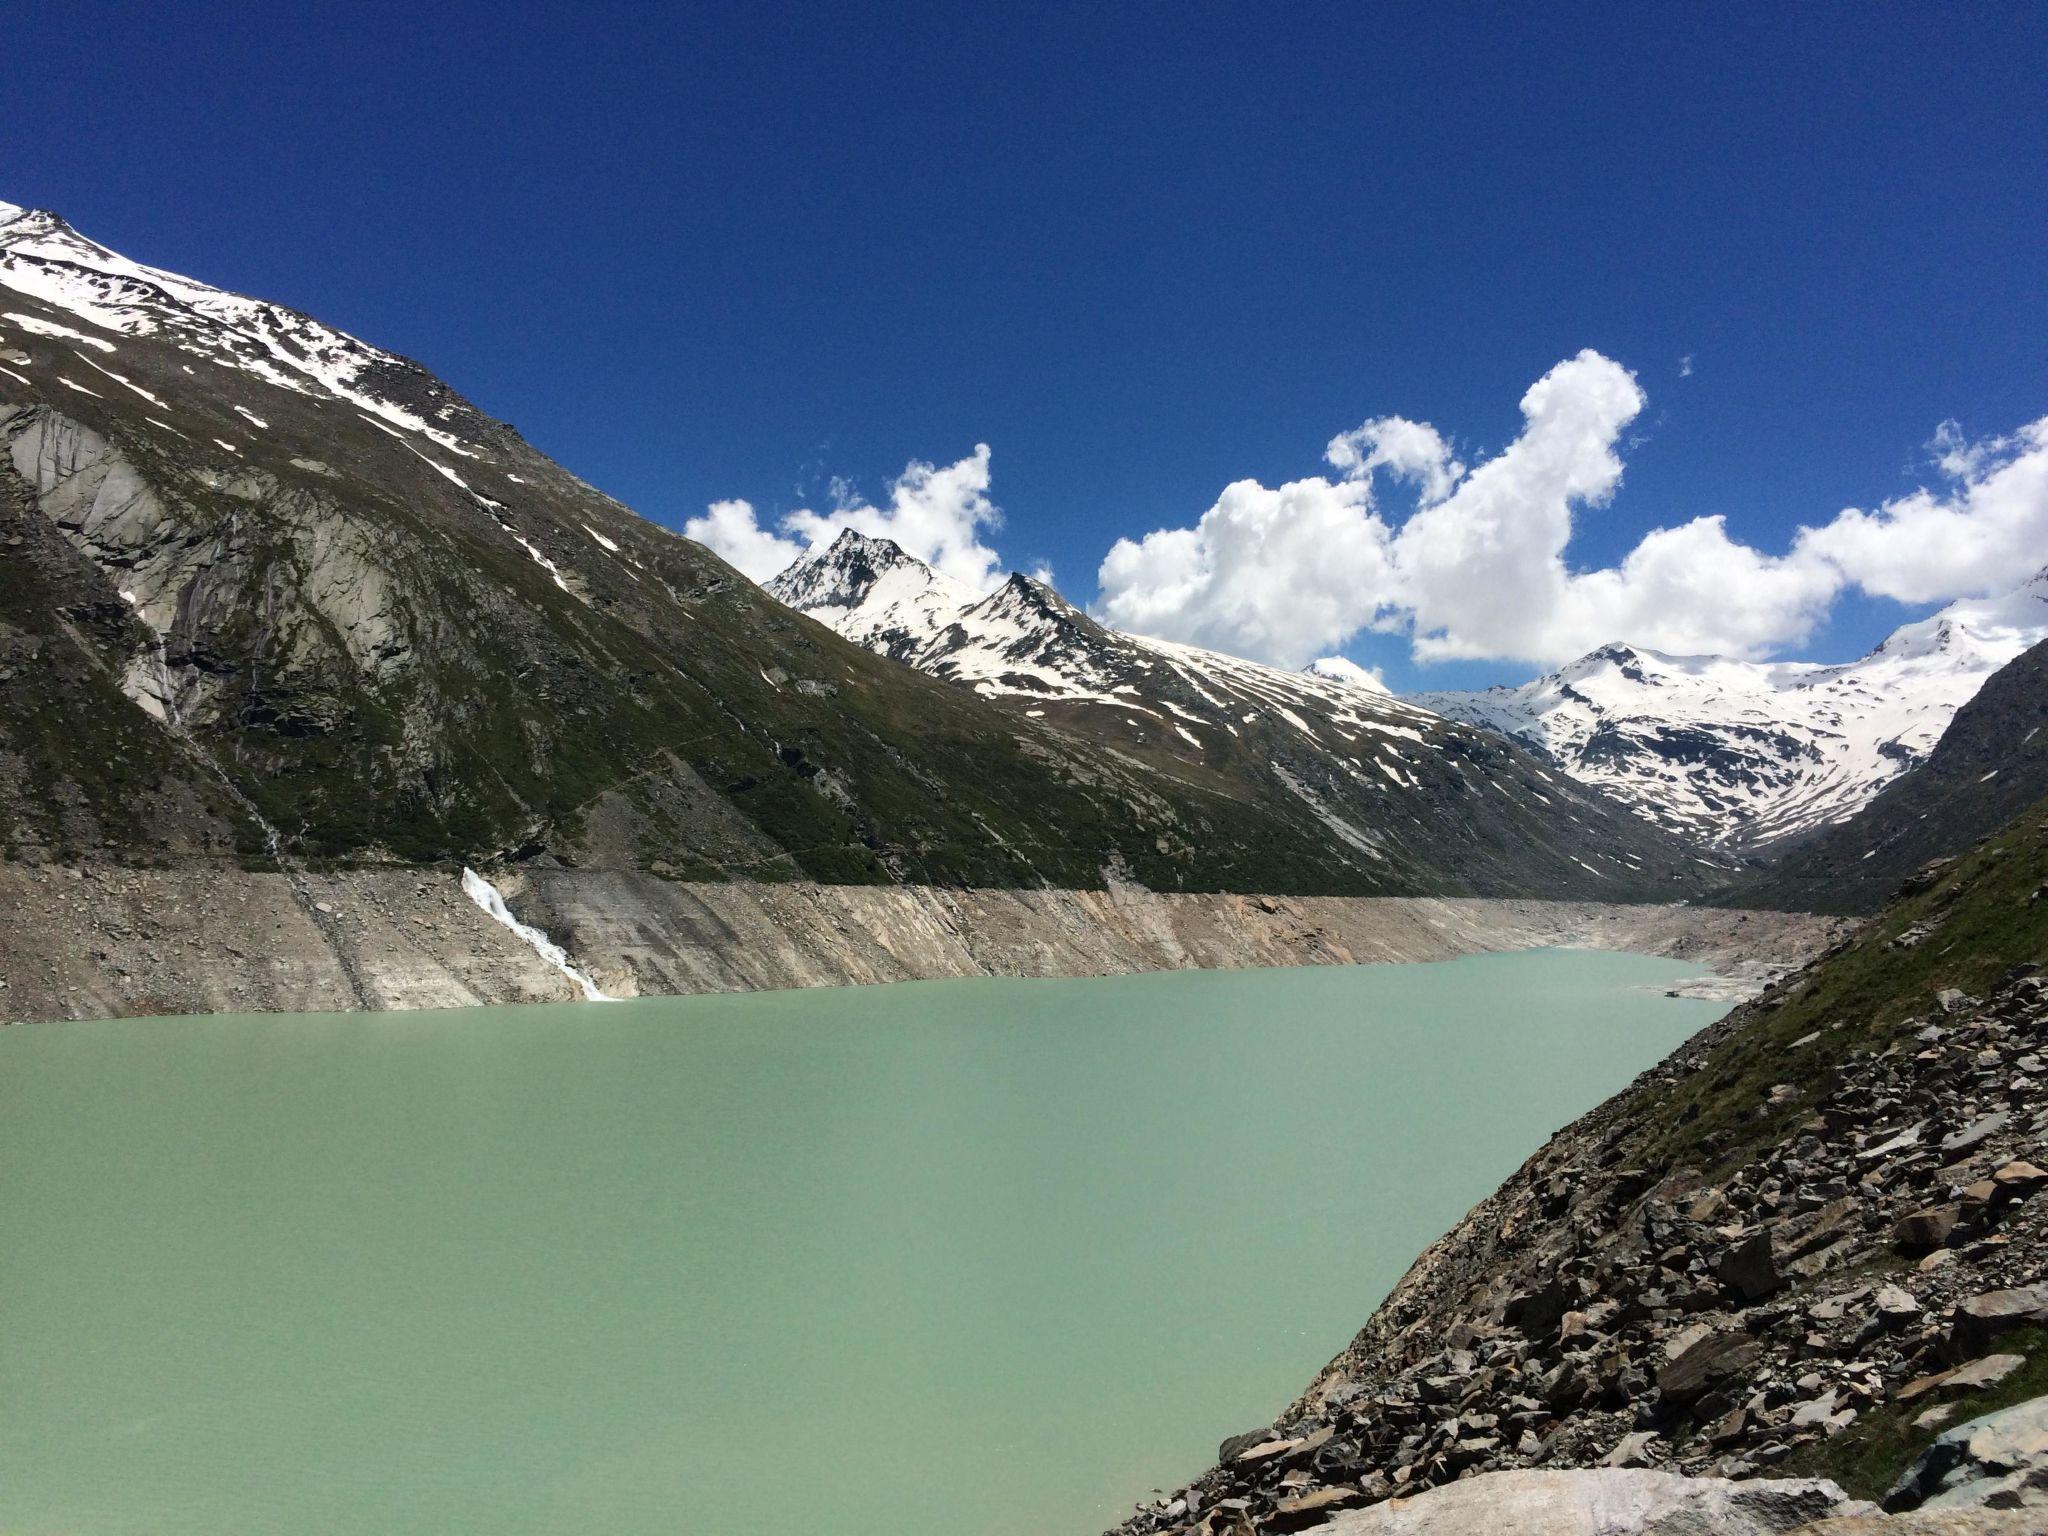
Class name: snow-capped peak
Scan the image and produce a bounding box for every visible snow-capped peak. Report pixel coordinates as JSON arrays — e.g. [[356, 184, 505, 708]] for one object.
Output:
[[765, 529, 977, 663], [0, 196, 486, 459], [1414, 569, 2048, 849], [769, 537, 1455, 765], [1305, 655, 1390, 694]]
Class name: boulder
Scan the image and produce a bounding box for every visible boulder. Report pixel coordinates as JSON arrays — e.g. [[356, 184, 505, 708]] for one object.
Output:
[[1948, 1286, 2048, 1355], [1267, 1484, 1367, 1530], [1876, 1284, 1923, 1326], [1658, 1325, 1764, 1402], [1884, 1394, 2048, 1514], [1309, 1468, 1871, 1533], [1720, 1229, 1788, 1301], [1940, 1115, 2010, 1156], [1991, 1160, 2046, 1194], [1507, 1281, 1575, 1337], [1794, 1512, 2048, 1533], [1943, 1354, 2025, 1393], [1218, 1427, 1273, 1463], [1894, 1205, 1964, 1251]]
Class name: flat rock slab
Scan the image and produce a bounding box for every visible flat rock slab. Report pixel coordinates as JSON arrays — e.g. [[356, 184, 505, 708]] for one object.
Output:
[[1887, 1394, 2048, 1514], [1311, 1468, 1870, 1534], [1795, 1515, 2047, 1534]]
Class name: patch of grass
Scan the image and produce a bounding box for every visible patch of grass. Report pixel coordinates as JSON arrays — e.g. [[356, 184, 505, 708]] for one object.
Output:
[[1783, 1326, 2048, 1499]]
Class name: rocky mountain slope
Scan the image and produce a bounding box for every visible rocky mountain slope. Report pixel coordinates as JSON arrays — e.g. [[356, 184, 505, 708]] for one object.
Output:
[[1414, 576, 2048, 853], [0, 199, 1716, 912], [1735, 638, 2048, 915], [1108, 792, 2048, 1534], [768, 530, 1723, 897]]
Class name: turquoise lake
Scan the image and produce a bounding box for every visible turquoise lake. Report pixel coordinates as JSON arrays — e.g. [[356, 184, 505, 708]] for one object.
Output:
[[0, 949, 1723, 1535]]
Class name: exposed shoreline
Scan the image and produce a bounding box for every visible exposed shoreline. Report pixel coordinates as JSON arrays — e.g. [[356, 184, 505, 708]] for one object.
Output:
[[0, 862, 1848, 1023]]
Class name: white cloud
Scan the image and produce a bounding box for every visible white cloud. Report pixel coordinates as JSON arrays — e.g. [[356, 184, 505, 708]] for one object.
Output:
[[688, 444, 1005, 589], [685, 498, 806, 583], [1094, 350, 2048, 669], [1324, 415, 1464, 504], [1793, 417, 2048, 604], [1097, 471, 1397, 669]]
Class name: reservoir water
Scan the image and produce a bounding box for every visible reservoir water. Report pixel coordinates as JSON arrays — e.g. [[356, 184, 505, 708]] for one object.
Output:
[[1, 949, 1722, 1535]]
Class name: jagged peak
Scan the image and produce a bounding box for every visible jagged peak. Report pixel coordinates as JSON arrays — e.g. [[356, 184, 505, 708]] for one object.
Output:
[[964, 569, 1096, 631], [820, 526, 909, 562], [770, 529, 913, 589]]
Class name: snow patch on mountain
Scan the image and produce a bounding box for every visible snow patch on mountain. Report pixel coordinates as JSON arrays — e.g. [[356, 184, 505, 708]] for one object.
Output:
[[768, 529, 1455, 769], [0, 201, 483, 458], [1414, 568, 2048, 849], [1306, 655, 1390, 694]]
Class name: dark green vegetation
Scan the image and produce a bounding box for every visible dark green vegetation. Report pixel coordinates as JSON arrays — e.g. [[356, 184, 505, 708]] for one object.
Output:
[[1731, 638, 2048, 916], [1647, 792, 2048, 1176], [0, 210, 1711, 898]]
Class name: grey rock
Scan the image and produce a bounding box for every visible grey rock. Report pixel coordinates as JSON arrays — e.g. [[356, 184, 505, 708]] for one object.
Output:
[[1894, 1205, 1964, 1250], [1943, 1354, 2026, 1393], [1875, 1284, 1923, 1325], [1885, 1395, 2048, 1514], [1940, 1115, 2011, 1156], [1949, 1286, 2048, 1355], [1658, 1325, 1764, 1402], [1309, 1467, 1871, 1533], [1720, 1229, 1788, 1302]]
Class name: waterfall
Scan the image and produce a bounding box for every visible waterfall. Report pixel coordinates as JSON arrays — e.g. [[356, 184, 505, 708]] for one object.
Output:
[[460, 868, 612, 1002]]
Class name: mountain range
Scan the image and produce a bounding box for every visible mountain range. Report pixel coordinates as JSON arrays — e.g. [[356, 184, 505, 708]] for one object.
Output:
[[766, 528, 2047, 873], [767, 528, 1716, 893], [0, 198, 1708, 915], [1733, 634, 2048, 912], [1414, 577, 2048, 851], [6, 190, 2044, 1004]]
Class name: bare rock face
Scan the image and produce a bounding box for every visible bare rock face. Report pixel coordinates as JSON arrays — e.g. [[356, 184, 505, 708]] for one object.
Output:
[[1307, 1468, 1869, 1534]]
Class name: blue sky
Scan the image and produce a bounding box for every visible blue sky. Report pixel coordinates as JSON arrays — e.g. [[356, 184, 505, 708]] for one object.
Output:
[[6, 1, 2044, 688]]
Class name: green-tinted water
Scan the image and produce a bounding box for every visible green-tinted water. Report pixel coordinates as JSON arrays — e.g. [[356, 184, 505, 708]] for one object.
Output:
[[1, 950, 1721, 1535]]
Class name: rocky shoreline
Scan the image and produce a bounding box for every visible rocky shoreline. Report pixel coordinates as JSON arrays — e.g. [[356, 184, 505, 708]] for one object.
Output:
[[1104, 813, 2048, 1535], [0, 859, 1842, 1023]]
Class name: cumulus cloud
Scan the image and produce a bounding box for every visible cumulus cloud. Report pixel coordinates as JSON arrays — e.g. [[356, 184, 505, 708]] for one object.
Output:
[[1793, 417, 2048, 605], [687, 444, 1005, 589], [1324, 415, 1465, 504], [1096, 471, 1397, 669], [1095, 350, 2048, 669], [685, 498, 808, 583]]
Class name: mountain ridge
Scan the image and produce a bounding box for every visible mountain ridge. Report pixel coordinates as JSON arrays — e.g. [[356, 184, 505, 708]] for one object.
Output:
[[1730, 635, 2048, 913], [0, 198, 1712, 918], [1413, 572, 2048, 852], [767, 529, 1727, 897]]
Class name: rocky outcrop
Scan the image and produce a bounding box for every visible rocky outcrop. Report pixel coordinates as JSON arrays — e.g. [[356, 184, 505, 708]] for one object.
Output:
[[1107, 805, 2048, 1535], [1884, 1397, 2048, 1514], [1304, 1468, 1869, 1533], [0, 862, 1839, 1023]]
